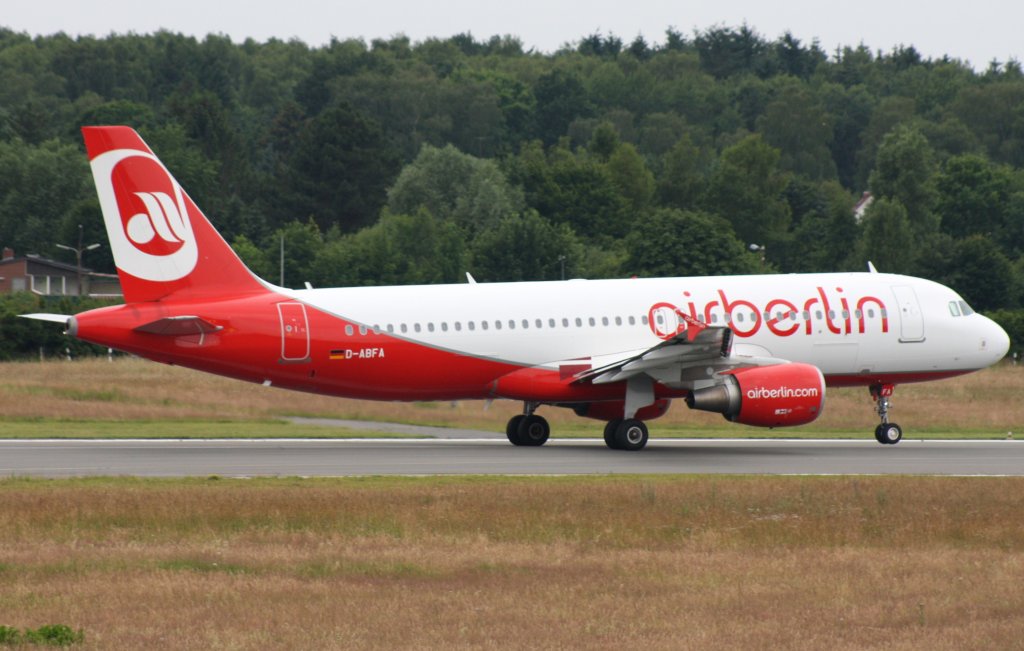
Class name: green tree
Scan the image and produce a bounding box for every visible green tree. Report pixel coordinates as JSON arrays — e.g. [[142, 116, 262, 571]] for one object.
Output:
[[857, 197, 915, 274], [623, 208, 762, 277], [935, 154, 1011, 239], [280, 103, 400, 232], [757, 81, 835, 179], [869, 125, 939, 237], [470, 211, 586, 282], [606, 142, 655, 212], [313, 209, 467, 286], [387, 144, 523, 235], [703, 134, 791, 245]]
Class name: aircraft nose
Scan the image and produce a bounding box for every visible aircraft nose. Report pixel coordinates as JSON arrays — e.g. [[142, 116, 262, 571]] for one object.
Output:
[[983, 315, 1011, 364]]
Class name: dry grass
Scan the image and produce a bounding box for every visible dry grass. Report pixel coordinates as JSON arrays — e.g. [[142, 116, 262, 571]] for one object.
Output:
[[1, 358, 1022, 436], [0, 476, 1022, 650]]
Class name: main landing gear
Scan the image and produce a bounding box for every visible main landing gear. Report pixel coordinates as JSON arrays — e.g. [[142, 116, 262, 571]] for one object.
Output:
[[603, 419, 649, 451], [504, 404, 651, 451], [870, 383, 903, 445], [505, 403, 550, 446]]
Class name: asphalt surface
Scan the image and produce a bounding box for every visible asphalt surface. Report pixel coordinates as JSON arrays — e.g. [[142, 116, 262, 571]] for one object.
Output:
[[1, 438, 1022, 477]]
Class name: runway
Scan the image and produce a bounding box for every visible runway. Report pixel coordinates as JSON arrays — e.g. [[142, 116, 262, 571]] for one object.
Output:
[[1, 438, 1022, 477]]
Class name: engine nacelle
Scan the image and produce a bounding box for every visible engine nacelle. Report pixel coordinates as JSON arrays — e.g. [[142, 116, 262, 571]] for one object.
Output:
[[685, 363, 825, 427]]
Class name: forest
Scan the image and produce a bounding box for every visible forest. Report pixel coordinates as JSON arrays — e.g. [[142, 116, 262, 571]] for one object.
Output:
[[0, 24, 1022, 356]]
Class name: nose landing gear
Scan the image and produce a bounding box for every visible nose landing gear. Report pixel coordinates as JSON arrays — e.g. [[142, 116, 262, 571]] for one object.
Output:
[[870, 383, 903, 445]]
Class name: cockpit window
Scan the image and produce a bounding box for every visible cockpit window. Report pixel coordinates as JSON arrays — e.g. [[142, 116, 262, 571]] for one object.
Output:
[[959, 300, 975, 316], [948, 301, 961, 317]]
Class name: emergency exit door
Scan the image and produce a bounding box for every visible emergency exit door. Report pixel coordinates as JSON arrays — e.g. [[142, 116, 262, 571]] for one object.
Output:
[[277, 302, 311, 362]]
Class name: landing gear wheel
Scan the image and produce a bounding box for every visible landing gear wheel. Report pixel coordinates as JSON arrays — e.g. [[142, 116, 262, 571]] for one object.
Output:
[[516, 414, 550, 446], [506, 415, 526, 445], [603, 419, 623, 449], [614, 419, 649, 451], [875, 423, 903, 445]]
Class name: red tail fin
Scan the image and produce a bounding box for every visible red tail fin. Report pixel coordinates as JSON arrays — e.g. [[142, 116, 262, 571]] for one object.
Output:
[[82, 126, 267, 303]]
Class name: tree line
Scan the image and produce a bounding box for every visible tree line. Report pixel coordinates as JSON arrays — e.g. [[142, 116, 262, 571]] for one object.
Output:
[[0, 25, 1021, 356]]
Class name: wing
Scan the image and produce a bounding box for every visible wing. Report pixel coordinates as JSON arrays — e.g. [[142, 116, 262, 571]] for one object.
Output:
[[574, 322, 733, 385]]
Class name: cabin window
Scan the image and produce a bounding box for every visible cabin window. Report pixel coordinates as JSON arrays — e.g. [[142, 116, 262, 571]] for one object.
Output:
[[815, 311, 823, 320], [522, 319, 529, 329], [562, 318, 569, 327], [428, 323, 435, 332], [359, 326, 368, 336], [481, 321, 489, 331], [536, 318, 543, 328], [615, 316, 622, 326], [468, 321, 476, 331], [387, 324, 394, 333], [441, 322, 448, 332], [602, 316, 609, 326], [454, 322, 462, 331], [641, 315, 649, 325], [400, 324, 408, 333], [345, 325, 354, 336], [508, 320, 515, 330], [575, 317, 583, 327], [628, 316, 636, 325], [854, 310, 862, 320], [841, 310, 849, 320], [414, 323, 421, 333], [736, 313, 744, 323]]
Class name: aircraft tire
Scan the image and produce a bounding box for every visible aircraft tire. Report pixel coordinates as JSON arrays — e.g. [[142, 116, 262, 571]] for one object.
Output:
[[877, 423, 903, 445], [614, 419, 649, 451], [517, 415, 550, 446], [604, 419, 623, 449], [506, 415, 526, 445]]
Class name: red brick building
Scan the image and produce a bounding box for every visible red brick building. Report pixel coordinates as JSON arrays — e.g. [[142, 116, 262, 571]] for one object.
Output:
[[0, 247, 122, 297]]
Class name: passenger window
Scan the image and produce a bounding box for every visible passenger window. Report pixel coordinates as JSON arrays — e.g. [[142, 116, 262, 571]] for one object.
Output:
[[536, 318, 543, 328], [387, 324, 394, 333], [828, 310, 836, 320], [522, 319, 529, 329], [841, 310, 849, 319], [815, 311, 823, 320], [641, 315, 649, 325], [427, 323, 435, 332], [588, 317, 596, 326], [615, 316, 622, 326], [400, 324, 408, 333], [549, 318, 556, 327], [495, 320, 502, 330], [736, 313, 744, 323], [802, 311, 810, 321], [359, 326, 368, 336], [880, 308, 888, 318], [867, 309, 875, 318], [441, 322, 448, 332], [575, 317, 583, 327], [508, 320, 515, 330], [602, 316, 609, 326], [562, 318, 569, 327], [345, 325, 354, 336], [454, 322, 462, 332], [469, 321, 476, 331], [628, 316, 636, 325], [414, 323, 421, 333]]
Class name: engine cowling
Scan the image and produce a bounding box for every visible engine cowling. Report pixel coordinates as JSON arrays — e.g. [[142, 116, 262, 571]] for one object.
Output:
[[685, 363, 825, 427]]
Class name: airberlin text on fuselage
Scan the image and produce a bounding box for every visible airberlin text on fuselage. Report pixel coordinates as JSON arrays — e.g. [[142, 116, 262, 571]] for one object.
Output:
[[649, 286, 889, 339]]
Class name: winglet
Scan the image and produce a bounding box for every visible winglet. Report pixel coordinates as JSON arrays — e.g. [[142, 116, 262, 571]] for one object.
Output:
[[867, 261, 878, 273]]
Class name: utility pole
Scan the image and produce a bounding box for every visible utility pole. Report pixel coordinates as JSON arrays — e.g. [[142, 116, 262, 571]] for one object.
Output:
[[56, 224, 101, 296]]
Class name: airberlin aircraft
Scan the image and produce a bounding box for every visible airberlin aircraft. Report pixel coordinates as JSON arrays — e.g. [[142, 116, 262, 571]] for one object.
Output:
[[24, 127, 1011, 450]]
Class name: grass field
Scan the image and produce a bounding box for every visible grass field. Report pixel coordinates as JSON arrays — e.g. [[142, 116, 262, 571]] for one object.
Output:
[[0, 358, 1021, 438], [0, 475, 1022, 650]]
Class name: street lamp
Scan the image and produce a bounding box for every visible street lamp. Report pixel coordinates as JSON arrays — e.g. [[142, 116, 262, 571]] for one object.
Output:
[[56, 224, 101, 297]]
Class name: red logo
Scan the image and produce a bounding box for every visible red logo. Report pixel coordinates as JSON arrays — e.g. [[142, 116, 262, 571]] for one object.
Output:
[[111, 156, 187, 257]]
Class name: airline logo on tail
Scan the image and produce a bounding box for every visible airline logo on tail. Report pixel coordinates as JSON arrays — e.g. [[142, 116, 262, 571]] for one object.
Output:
[[90, 148, 198, 281]]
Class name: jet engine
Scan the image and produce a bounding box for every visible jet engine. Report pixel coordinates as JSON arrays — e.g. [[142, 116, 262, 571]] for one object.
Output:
[[685, 363, 825, 427]]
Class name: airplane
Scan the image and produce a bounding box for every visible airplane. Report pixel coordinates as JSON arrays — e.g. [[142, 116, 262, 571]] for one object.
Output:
[[23, 126, 1011, 450]]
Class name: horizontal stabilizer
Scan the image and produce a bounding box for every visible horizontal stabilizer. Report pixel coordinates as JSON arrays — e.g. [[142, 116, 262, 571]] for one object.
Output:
[[134, 316, 222, 336], [19, 313, 71, 324]]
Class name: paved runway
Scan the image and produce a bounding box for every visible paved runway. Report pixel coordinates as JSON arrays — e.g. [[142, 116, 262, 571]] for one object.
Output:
[[1, 438, 1022, 477]]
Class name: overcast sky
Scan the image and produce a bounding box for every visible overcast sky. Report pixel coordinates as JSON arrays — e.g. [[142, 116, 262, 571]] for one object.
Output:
[[5, 0, 1021, 70]]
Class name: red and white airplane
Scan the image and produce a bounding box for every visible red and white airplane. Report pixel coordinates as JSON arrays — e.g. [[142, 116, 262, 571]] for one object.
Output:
[[24, 127, 1011, 450]]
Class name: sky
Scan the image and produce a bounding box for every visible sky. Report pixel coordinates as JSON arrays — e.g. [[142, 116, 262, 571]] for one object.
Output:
[[4, 0, 1021, 70]]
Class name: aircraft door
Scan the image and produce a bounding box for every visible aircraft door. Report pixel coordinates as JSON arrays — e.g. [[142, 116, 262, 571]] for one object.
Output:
[[891, 285, 924, 342], [277, 301, 311, 362]]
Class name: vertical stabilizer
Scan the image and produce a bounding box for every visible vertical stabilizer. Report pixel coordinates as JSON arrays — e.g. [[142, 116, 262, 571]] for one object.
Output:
[[82, 126, 267, 303]]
